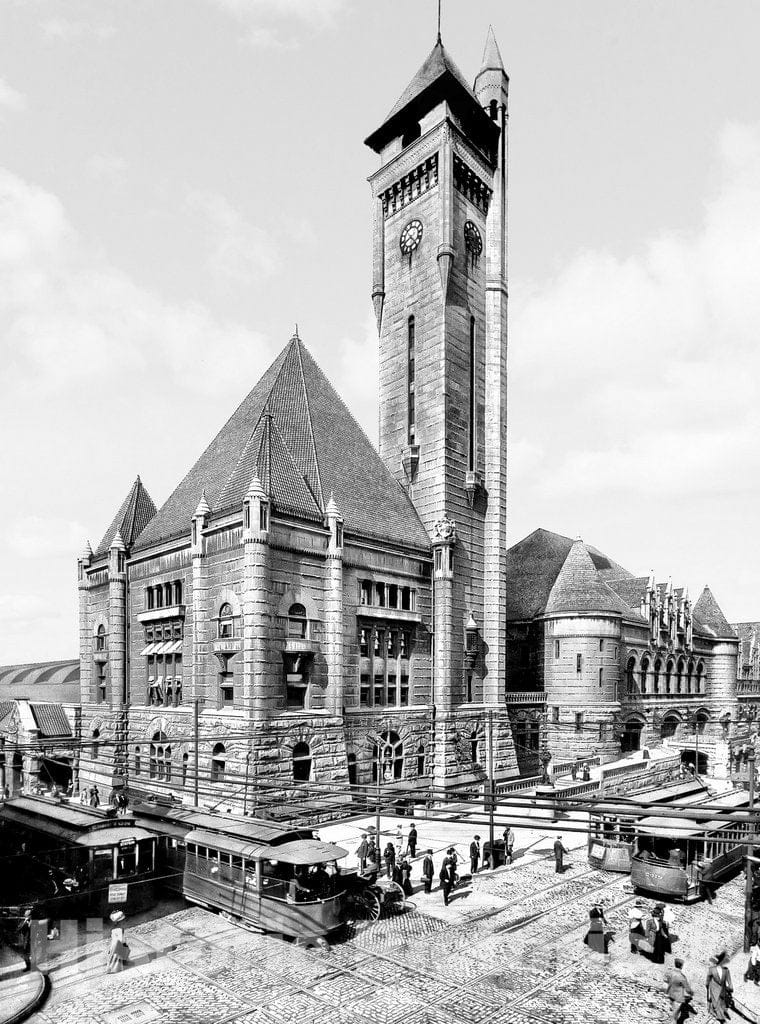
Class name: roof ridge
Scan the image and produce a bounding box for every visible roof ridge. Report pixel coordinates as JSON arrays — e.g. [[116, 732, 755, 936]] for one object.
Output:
[[292, 337, 325, 510]]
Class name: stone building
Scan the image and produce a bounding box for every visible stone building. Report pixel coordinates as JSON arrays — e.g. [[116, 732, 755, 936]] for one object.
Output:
[[75, 29, 517, 811], [505, 529, 740, 775]]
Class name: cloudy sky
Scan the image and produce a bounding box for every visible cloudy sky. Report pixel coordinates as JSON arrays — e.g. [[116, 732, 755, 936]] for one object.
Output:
[[1, 0, 759, 663]]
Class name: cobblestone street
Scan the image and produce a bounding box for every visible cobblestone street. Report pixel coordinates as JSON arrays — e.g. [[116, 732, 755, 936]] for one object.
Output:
[[24, 839, 756, 1024]]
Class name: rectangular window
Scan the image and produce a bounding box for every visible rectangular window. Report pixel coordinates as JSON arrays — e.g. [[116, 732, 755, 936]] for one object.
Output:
[[599, 667, 603, 688], [576, 653, 582, 672], [598, 722, 604, 741], [388, 584, 398, 608], [434, 549, 442, 573], [387, 631, 398, 658], [374, 675, 385, 706], [555, 640, 560, 659], [359, 628, 369, 658], [259, 503, 268, 531], [400, 675, 409, 706], [401, 587, 411, 610], [146, 588, 154, 610], [387, 673, 397, 705], [575, 712, 583, 732], [360, 581, 372, 605], [599, 639, 604, 652], [335, 522, 343, 548], [360, 674, 371, 706], [97, 662, 107, 703], [552, 706, 559, 724], [376, 582, 386, 607], [468, 316, 476, 472], [408, 315, 415, 444]]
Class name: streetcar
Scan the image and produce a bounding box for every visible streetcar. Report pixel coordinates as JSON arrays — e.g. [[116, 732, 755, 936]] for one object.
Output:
[[630, 789, 753, 902], [182, 826, 349, 939], [587, 777, 709, 872]]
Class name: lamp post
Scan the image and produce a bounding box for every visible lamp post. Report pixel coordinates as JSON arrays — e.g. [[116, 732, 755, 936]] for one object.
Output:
[[367, 730, 384, 864]]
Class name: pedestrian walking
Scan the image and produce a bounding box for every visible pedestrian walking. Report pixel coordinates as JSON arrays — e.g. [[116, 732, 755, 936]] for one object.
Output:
[[399, 857, 413, 897], [17, 909, 32, 971], [665, 958, 693, 1024], [355, 833, 369, 871], [628, 899, 648, 954], [582, 763, 591, 782], [469, 835, 481, 875], [366, 838, 377, 870], [583, 901, 609, 954], [407, 824, 418, 858], [744, 940, 760, 985], [439, 856, 456, 906], [90, 785, 100, 808], [553, 835, 569, 873], [106, 912, 129, 974], [383, 841, 396, 878], [421, 849, 434, 894], [570, 762, 578, 781], [503, 826, 515, 865], [705, 951, 733, 1021]]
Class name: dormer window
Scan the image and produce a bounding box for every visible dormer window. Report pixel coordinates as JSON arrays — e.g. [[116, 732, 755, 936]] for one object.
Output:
[[218, 603, 234, 640]]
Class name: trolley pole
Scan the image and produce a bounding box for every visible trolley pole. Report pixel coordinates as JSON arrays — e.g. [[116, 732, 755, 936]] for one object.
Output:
[[745, 745, 756, 952], [376, 748, 381, 859], [243, 751, 251, 816]]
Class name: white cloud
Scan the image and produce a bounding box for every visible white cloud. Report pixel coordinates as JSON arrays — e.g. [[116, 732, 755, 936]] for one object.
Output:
[[0, 167, 279, 400], [185, 188, 281, 289], [0, 77, 26, 114], [510, 121, 760, 508], [212, 0, 344, 24], [85, 154, 127, 188], [41, 18, 115, 42]]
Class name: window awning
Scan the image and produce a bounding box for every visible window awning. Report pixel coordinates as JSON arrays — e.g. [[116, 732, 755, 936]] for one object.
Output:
[[154, 676, 164, 689], [165, 640, 183, 654], [141, 643, 159, 656]]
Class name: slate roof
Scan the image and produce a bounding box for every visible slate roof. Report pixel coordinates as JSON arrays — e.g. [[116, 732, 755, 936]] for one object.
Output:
[[545, 540, 633, 617], [93, 476, 157, 558], [134, 336, 430, 552], [29, 703, 72, 738], [692, 586, 736, 639], [734, 622, 760, 660], [504, 528, 636, 621], [364, 39, 497, 154], [0, 660, 80, 703]]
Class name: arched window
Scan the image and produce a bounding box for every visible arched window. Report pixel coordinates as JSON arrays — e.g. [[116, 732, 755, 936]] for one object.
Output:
[[653, 659, 661, 694], [293, 741, 312, 782], [373, 731, 403, 782], [150, 731, 169, 781], [164, 583, 172, 607], [696, 661, 705, 693], [626, 656, 637, 693], [640, 656, 650, 693], [174, 581, 182, 605], [696, 711, 708, 735], [91, 729, 100, 760], [218, 603, 234, 639], [470, 730, 480, 764], [95, 625, 106, 652], [155, 586, 163, 608], [489, 98, 498, 121], [687, 660, 695, 694], [182, 752, 188, 787], [665, 660, 674, 694], [661, 716, 678, 739], [134, 746, 141, 775], [287, 603, 308, 639], [676, 658, 685, 694], [211, 743, 226, 783], [417, 744, 425, 777], [347, 752, 357, 786]]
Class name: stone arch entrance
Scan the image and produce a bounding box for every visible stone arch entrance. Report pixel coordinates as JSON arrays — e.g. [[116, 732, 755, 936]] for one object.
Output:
[[39, 756, 72, 790], [621, 719, 643, 753]]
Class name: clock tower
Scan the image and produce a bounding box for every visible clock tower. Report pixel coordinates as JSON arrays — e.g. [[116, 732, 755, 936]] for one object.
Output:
[[365, 28, 514, 785]]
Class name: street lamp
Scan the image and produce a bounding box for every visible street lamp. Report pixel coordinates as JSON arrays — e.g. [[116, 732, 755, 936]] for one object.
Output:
[[745, 745, 757, 952]]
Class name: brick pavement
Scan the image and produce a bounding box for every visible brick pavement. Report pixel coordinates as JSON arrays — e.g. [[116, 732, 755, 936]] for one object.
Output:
[[26, 850, 754, 1024]]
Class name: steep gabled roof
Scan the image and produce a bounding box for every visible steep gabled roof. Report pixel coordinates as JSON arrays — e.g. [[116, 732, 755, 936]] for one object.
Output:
[[693, 586, 736, 639], [93, 477, 156, 558], [364, 39, 497, 154], [504, 528, 636, 621], [135, 336, 430, 552], [545, 540, 632, 617]]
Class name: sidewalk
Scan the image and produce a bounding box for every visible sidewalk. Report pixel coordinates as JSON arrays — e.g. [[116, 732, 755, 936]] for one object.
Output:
[[727, 948, 760, 1023]]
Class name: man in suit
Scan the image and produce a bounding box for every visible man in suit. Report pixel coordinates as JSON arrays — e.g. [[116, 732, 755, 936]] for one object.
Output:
[[554, 835, 569, 873], [470, 835, 481, 875], [407, 824, 418, 859], [440, 856, 455, 906], [665, 958, 693, 1023], [355, 834, 369, 871], [421, 849, 434, 894]]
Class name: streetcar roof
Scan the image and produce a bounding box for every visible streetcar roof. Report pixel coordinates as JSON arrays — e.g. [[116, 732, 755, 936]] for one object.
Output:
[[78, 826, 155, 847], [185, 829, 347, 864], [636, 815, 703, 837]]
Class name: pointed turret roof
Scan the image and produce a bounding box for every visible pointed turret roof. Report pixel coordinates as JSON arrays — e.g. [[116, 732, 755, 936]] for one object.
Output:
[[193, 491, 211, 518], [93, 476, 157, 558], [479, 25, 505, 72], [545, 539, 632, 617], [692, 586, 736, 639], [134, 335, 430, 552], [364, 39, 497, 154]]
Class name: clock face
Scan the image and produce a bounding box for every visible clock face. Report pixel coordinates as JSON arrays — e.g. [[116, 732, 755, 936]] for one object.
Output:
[[464, 221, 483, 257], [399, 219, 423, 255]]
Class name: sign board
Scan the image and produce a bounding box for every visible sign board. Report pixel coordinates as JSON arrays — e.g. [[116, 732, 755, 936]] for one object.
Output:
[[119, 838, 136, 849], [108, 884, 129, 903], [589, 843, 605, 861]]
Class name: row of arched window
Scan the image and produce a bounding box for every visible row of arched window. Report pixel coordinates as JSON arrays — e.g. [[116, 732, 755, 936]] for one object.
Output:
[[626, 653, 706, 696], [216, 602, 307, 640], [145, 581, 182, 610]]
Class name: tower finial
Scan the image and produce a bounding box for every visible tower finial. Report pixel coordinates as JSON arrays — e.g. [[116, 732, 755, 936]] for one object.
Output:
[[294, 323, 299, 339], [437, 0, 442, 43]]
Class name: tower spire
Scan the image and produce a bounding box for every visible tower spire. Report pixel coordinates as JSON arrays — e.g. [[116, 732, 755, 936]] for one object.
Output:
[[437, 0, 442, 43]]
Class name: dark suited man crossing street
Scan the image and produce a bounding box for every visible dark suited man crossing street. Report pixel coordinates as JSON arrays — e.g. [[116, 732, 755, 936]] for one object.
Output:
[[469, 835, 481, 874], [554, 835, 569, 873], [421, 849, 434, 894]]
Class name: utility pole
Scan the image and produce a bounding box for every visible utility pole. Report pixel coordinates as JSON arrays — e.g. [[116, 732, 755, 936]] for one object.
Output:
[[243, 751, 251, 816], [193, 698, 200, 808], [745, 745, 756, 952], [487, 710, 495, 865]]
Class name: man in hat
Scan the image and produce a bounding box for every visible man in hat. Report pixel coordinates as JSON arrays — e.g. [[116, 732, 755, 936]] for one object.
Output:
[[17, 909, 32, 971], [665, 958, 693, 1024], [706, 950, 733, 1021], [355, 833, 369, 872], [469, 835, 481, 875], [628, 899, 647, 953], [554, 835, 569, 873], [421, 849, 434, 894]]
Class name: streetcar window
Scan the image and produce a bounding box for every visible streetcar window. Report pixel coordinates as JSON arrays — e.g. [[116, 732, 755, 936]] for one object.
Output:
[[231, 856, 243, 871], [196, 846, 208, 860]]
